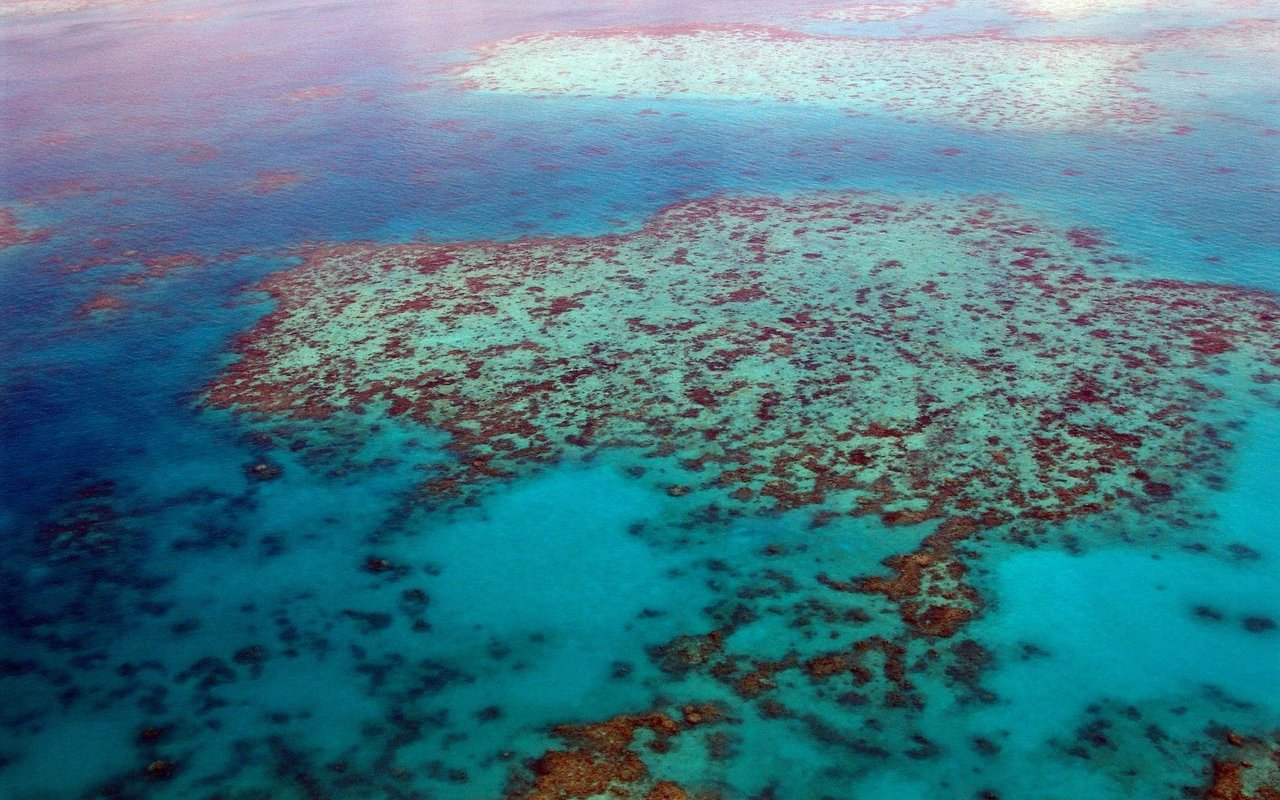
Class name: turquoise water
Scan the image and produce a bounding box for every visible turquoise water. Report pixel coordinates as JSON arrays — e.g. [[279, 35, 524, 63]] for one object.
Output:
[[2, 0, 1279, 798]]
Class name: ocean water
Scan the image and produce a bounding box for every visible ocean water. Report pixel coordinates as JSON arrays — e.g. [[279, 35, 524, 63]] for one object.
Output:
[[1, 0, 1279, 798]]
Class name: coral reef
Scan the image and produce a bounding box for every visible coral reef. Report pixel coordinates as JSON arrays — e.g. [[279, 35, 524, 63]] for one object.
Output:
[[208, 192, 1279, 535], [206, 190, 1280, 651], [505, 707, 724, 800], [452, 25, 1162, 132], [0, 0, 153, 17], [0, 205, 48, 252], [813, 2, 942, 23], [1199, 731, 1280, 800]]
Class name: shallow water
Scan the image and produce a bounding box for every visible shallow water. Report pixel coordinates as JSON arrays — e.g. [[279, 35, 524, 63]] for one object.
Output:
[[2, 0, 1279, 798]]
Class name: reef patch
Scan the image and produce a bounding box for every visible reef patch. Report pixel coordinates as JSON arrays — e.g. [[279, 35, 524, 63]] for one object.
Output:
[[451, 25, 1162, 132], [813, 2, 944, 23], [0, 205, 49, 252], [207, 191, 1280, 641], [208, 192, 1279, 523]]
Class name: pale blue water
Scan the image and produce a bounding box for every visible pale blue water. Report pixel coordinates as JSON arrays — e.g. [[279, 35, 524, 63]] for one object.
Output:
[[2, 0, 1278, 798]]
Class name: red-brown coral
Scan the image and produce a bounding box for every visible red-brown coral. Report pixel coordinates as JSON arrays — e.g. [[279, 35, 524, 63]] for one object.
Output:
[[1201, 731, 1280, 800], [507, 709, 722, 800], [0, 205, 48, 252], [205, 192, 1280, 641]]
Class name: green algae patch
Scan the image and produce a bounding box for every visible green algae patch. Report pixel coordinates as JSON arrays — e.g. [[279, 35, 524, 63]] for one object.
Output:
[[451, 25, 1161, 132]]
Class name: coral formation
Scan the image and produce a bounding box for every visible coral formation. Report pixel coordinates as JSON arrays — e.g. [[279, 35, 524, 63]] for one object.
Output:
[[0, 205, 48, 252], [207, 191, 1280, 648], [505, 708, 724, 800], [1200, 731, 1280, 800], [0, 0, 153, 16], [813, 2, 941, 23], [208, 192, 1279, 534], [452, 25, 1161, 132]]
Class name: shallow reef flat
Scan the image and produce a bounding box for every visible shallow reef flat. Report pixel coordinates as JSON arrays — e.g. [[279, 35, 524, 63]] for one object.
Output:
[[1147, 19, 1280, 125], [452, 19, 1280, 135], [811, 2, 943, 23], [1004, 0, 1268, 20], [208, 191, 1280, 638], [452, 25, 1161, 132], [194, 191, 1280, 799], [0, 0, 151, 16]]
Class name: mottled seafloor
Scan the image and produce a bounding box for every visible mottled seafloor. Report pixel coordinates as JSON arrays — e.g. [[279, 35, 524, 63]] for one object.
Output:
[[1, 0, 1279, 799]]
